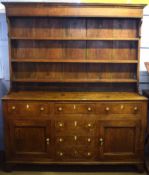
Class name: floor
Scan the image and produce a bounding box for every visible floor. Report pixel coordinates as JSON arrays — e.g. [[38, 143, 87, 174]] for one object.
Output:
[[0, 172, 147, 175], [0, 164, 148, 175]]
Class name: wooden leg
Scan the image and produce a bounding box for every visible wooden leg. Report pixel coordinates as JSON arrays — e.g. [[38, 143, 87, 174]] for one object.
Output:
[[144, 161, 149, 175], [136, 164, 145, 173], [3, 163, 14, 172]]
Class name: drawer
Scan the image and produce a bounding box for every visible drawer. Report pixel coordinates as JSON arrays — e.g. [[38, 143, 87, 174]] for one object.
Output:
[[96, 102, 142, 115], [54, 102, 142, 115], [55, 135, 95, 146], [7, 101, 49, 116], [55, 120, 95, 135], [55, 147, 95, 160], [54, 103, 95, 114]]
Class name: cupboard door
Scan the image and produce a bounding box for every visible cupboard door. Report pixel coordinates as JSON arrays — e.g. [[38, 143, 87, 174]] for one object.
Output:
[[9, 119, 52, 160], [98, 120, 140, 161]]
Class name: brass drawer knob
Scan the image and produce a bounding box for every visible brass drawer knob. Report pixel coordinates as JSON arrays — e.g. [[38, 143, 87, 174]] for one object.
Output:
[[87, 138, 91, 142], [74, 135, 77, 141], [40, 107, 45, 111], [59, 152, 63, 156], [87, 107, 92, 111], [134, 107, 138, 111], [105, 107, 110, 111], [59, 138, 63, 142], [58, 107, 63, 111], [26, 104, 30, 109], [99, 138, 104, 146], [87, 123, 92, 127], [46, 138, 50, 145], [74, 121, 77, 127], [87, 152, 91, 156], [59, 123, 63, 127], [12, 106, 16, 110]]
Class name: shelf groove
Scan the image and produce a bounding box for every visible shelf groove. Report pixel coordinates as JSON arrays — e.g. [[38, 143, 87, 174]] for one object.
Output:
[[11, 59, 138, 64], [10, 37, 140, 41], [12, 78, 137, 83]]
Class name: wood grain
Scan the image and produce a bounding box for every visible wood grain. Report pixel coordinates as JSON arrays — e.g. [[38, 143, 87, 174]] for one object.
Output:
[[2, 2, 147, 169], [2, 91, 147, 101], [3, 3, 145, 18]]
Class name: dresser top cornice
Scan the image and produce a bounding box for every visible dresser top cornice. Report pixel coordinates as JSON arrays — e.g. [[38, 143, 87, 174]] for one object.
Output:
[[1, 2, 146, 7], [2, 2, 146, 18]]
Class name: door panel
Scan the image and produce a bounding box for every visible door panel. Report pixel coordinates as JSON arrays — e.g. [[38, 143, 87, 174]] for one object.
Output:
[[9, 119, 52, 160], [98, 120, 140, 161]]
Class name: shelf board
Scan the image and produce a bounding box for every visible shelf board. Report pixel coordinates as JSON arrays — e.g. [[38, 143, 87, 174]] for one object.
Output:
[[10, 37, 139, 41], [12, 78, 137, 83], [11, 59, 138, 64], [2, 91, 147, 101]]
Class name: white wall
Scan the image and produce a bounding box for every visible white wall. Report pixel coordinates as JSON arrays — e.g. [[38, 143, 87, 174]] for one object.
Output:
[[140, 5, 149, 71], [0, 12, 8, 80]]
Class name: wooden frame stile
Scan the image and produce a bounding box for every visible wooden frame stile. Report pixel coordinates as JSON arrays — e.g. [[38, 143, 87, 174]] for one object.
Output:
[[139, 101, 148, 169], [2, 101, 12, 171], [6, 16, 13, 91], [137, 19, 143, 93]]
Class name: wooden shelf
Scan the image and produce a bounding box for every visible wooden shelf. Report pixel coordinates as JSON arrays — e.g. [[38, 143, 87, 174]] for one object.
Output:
[[11, 59, 138, 64], [2, 91, 147, 101], [8, 5, 140, 93], [10, 37, 139, 41], [12, 78, 137, 83]]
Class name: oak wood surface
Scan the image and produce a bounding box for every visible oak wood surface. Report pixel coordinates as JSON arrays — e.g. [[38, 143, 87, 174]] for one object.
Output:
[[2, 91, 147, 101], [10, 37, 140, 41], [11, 59, 138, 63], [2, 2, 148, 169], [3, 3, 145, 18]]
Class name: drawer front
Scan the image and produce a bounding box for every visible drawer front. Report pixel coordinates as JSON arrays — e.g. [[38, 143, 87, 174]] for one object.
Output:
[[7, 101, 50, 116], [54, 102, 142, 115], [54, 103, 95, 114], [55, 120, 95, 135], [55, 135, 95, 146], [6, 101, 143, 117], [55, 146, 95, 161], [96, 102, 142, 115]]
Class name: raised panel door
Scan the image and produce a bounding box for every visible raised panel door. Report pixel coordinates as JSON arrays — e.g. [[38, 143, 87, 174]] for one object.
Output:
[[8, 119, 53, 161], [98, 120, 140, 162]]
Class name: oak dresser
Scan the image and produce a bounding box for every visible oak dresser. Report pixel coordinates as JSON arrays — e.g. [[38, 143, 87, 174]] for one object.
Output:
[[2, 2, 148, 171]]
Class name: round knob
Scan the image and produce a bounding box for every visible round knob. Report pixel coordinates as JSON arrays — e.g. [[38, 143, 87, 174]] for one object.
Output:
[[99, 138, 103, 142], [12, 106, 16, 110], [99, 138, 104, 146], [134, 107, 138, 111], [59, 138, 63, 142], [87, 107, 92, 111], [46, 138, 50, 142], [46, 138, 50, 145], [59, 152, 63, 156], [105, 107, 110, 112], [74, 135, 77, 141], [87, 138, 91, 142], [26, 104, 30, 109], [87, 123, 92, 127], [40, 107, 45, 111], [58, 107, 63, 111], [87, 152, 91, 156], [59, 123, 63, 127]]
